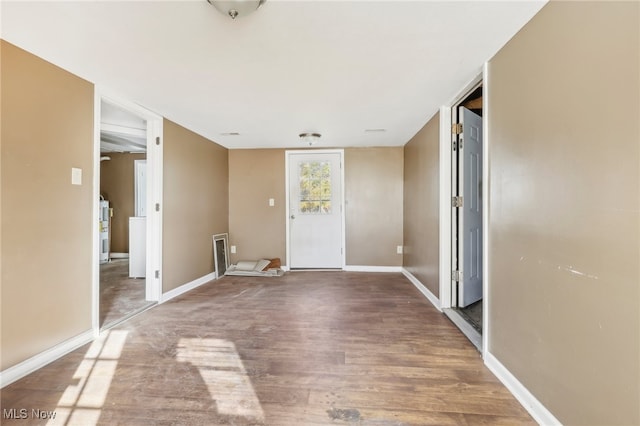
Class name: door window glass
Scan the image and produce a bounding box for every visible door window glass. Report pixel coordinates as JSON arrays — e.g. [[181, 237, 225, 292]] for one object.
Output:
[[299, 161, 331, 214]]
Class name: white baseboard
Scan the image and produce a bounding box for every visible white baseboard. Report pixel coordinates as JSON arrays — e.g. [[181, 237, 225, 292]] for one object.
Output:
[[401, 268, 442, 311], [484, 351, 561, 426], [160, 272, 216, 304], [343, 265, 402, 273], [109, 252, 129, 259], [0, 329, 94, 389]]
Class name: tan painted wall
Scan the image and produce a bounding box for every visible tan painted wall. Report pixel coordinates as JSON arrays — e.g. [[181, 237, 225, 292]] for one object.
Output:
[[487, 2, 639, 424], [228, 148, 404, 267], [402, 113, 440, 296], [345, 147, 403, 266], [100, 152, 146, 253], [162, 119, 228, 293], [228, 149, 287, 264], [1, 41, 94, 370]]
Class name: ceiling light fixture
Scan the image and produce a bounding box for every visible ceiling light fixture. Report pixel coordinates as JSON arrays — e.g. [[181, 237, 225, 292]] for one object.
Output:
[[206, 0, 266, 20], [299, 132, 321, 146]]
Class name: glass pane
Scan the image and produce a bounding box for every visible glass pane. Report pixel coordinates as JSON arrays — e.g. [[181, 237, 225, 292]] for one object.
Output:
[[299, 160, 331, 214]]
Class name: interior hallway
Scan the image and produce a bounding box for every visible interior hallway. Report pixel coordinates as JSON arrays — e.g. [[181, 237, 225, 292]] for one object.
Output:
[[1, 272, 533, 425]]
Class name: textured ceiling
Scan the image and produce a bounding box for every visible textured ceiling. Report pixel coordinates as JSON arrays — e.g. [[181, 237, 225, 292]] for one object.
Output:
[[1, 0, 546, 149]]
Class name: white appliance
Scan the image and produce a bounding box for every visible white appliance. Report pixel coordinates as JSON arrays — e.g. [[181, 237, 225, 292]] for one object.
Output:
[[129, 217, 146, 278], [99, 199, 110, 263]]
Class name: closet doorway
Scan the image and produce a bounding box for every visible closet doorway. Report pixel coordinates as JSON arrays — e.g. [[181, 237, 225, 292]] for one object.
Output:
[[440, 77, 486, 352]]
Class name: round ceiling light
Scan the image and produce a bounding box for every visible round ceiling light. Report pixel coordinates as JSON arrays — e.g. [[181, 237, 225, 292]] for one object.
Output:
[[299, 133, 321, 146], [207, 0, 266, 20]]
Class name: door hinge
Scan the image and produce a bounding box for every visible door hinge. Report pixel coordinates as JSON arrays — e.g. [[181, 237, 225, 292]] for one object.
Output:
[[155, 270, 160, 279], [452, 123, 463, 135], [155, 203, 160, 212], [452, 196, 463, 208], [155, 136, 161, 145], [452, 140, 457, 152], [452, 270, 462, 282]]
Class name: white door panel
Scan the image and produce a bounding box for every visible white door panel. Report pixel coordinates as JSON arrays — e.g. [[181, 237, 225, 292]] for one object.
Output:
[[458, 107, 483, 307], [288, 152, 343, 268]]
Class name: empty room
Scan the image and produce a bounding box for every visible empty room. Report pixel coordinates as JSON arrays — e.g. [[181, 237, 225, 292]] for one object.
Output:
[[1, 1, 638, 425]]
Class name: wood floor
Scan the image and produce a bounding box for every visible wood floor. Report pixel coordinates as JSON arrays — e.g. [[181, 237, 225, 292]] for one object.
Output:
[[1, 272, 534, 425], [100, 259, 154, 328]]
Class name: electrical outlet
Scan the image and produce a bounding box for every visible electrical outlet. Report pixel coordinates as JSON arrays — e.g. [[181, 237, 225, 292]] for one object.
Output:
[[396, 245, 403, 254], [230, 245, 237, 254], [269, 198, 275, 207]]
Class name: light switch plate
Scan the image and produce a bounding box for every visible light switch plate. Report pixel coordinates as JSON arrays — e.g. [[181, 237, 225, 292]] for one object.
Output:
[[396, 245, 403, 254], [71, 168, 82, 185], [269, 198, 275, 207], [230, 245, 237, 254]]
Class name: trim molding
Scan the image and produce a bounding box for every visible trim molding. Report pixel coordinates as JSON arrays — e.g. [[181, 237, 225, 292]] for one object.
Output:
[[438, 106, 453, 309], [484, 351, 562, 426], [0, 330, 94, 389], [343, 265, 402, 273], [443, 308, 482, 351], [109, 252, 129, 259], [160, 272, 216, 304], [401, 268, 442, 311]]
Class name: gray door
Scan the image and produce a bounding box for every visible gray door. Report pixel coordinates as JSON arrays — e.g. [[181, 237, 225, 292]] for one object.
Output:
[[458, 107, 483, 307]]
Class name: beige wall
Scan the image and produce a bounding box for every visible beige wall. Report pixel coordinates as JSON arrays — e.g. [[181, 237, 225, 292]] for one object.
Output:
[[402, 113, 440, 296], [1, 41, 94, 370], [228, 149, 286, 264], [162, 119, 228, 293], [345, 147, 403, 266], [487, 2, 639, 424], [228, 148, 404, 267], [100, 152, 146, 253]]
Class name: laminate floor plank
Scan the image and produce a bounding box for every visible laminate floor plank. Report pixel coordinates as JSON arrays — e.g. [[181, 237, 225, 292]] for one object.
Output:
[[1, 272, 534, 425]]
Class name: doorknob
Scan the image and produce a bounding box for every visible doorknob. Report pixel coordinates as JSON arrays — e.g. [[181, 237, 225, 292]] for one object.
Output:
[[290, 214, 295, 219]]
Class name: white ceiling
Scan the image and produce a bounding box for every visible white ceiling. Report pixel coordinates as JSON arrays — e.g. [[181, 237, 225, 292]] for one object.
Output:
[[100, 100, 147, 153], [1, 0, 546, 149]]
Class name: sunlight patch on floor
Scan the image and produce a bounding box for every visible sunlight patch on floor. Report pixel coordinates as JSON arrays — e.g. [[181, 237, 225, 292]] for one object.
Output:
[[176, 338, 264, 422], [47, 330, 128, 425]]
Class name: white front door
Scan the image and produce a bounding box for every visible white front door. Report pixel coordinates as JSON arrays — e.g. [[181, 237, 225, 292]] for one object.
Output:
[[288, 151, 343, 268], [457, 107, 483, 307]]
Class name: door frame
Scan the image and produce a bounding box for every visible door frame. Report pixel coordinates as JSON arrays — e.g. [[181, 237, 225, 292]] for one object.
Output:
[[438, 67, 489, 355], [134, 159, 147, 217], [284, 149, 346, 270], [92, 88, 164, 335]]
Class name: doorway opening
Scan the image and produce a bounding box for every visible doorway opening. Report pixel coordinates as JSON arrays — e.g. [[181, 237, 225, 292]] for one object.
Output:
[[94, 93, 163, 332], [285, 149, 345, 270], [442, 79, 485, 351]]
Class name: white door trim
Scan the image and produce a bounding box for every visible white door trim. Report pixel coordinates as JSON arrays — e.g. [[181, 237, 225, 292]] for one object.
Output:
[[93, 88, 163, 335], [134, 159, 147, 217], [285, 149, 345, 269], [481, 61, 490, 356]]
